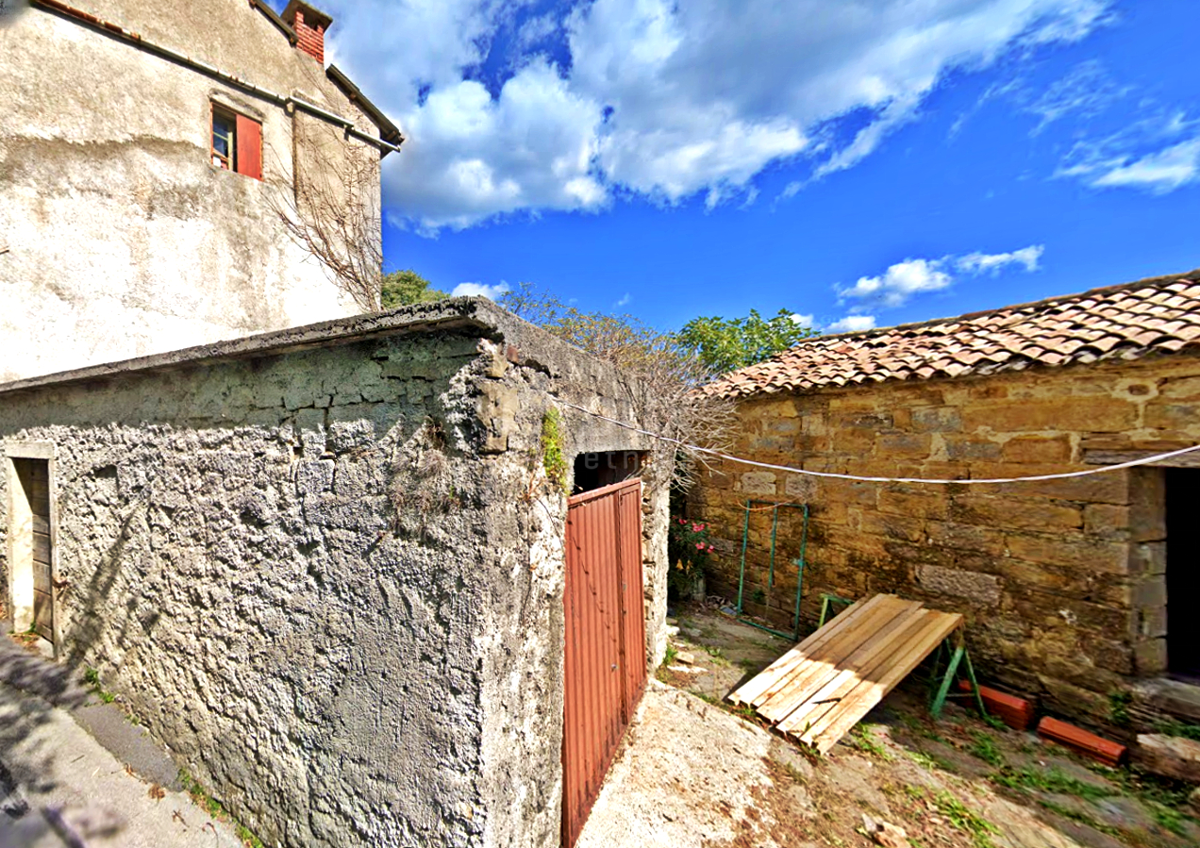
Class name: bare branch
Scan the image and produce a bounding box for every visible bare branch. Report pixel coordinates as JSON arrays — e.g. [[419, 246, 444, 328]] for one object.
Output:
[[267, 117, 383, 312]]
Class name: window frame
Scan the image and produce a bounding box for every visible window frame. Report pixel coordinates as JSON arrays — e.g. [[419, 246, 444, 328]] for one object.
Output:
[[210, 103, 237, 171], [209, 101, 263, 181]]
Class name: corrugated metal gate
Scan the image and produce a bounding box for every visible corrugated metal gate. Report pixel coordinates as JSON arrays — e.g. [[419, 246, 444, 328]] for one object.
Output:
[[562, 478, 647, 847]]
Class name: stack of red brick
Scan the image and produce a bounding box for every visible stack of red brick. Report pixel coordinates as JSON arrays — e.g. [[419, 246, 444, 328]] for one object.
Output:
[[958, 680, 1126, 766]]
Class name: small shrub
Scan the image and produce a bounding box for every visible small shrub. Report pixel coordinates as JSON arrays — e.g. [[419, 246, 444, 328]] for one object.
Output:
[[667, 516, 716, 598]]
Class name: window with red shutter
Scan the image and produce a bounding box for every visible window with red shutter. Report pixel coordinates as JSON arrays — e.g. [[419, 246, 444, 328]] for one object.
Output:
[[236, 114, 263, 181], [210, 103, 263, 181]]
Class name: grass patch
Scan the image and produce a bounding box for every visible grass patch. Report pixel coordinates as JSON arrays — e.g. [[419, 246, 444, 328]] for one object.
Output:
[[992, 766, 1114, 801], [1154, 718, 1200, 742], [179, 770, 265, 848], [1150, 802, 1188, 836], [903, 750, 946, 771], [980, 713, 1009, 732], [934, 792, 998, 848], [1036, 799, 1122, 837], [968, 731, 1005, 768], [847, 726, 888, 758], [81, 667, 118, 705]]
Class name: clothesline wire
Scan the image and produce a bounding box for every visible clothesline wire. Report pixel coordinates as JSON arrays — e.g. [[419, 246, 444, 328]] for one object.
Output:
[[557, 400, 1200, 486]]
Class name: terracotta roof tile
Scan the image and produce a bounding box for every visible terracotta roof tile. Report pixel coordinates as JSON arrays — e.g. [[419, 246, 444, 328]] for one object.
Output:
[[708, 270, 1200, 399]]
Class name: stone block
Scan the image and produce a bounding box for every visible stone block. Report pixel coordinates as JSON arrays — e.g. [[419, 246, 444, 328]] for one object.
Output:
[[962, 398, 1136, 434], [1133, 638, 1168, 675], [1083, 504, 1130, 541], [916, 565, 1001, 606], [859, 512, 923, 543], [1131, 575, 1166, 609], [1128, 469, 1167, 542], [944, 435, 1002, 461], [875, 433, 933, 460], [1160, 375, 1200, 399], [1005, 534, 1127, 573], [1136, 734, 1200, 782], [1137, 604, 1167, 639], [877, 489, 949, 520], [1002, 435, 1073, 464], [1144, 401, 1200, 433], [951, 495, 1081, 531], [1130, 542, 1166, 576], [784, 474, 816, 500], [911, 406, 961, 434], [991, 466, 1131, 505], [739, 472, 777, 496], [923, 521, 1006, 555]]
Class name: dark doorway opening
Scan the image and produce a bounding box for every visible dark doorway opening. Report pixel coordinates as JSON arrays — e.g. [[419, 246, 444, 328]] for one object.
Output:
[[573, 451, 646, 495], [1166, 468, 1200, 679]]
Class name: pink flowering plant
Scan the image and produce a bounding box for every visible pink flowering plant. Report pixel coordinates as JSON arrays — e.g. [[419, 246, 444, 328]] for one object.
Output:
[[668, 515, 716, 597]]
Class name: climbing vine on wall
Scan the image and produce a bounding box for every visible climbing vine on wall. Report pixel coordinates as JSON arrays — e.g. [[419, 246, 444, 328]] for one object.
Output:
[[541, 408, 568, 495]]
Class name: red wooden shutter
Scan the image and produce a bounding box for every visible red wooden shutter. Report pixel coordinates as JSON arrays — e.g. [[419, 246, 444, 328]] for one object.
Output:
[[236, 115, 263, 180]]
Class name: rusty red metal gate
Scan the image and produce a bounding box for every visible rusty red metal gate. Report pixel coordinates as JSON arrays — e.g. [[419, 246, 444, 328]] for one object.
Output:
[[562, 478, 647, 847]]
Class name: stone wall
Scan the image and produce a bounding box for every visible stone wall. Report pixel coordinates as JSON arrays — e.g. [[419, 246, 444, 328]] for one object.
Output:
[[0, 0, 385, 381], [0, 300, 666, 848], [691, 353, 1200, 728]]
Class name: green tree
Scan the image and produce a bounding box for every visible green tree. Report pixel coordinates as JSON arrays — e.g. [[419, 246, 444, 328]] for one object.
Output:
[[380, 269, 448, 309], [675, 309, 816, 376]]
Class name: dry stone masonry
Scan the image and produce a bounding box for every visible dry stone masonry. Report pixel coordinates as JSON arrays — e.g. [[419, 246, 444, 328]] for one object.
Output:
[[694, 299, 1200, 734]]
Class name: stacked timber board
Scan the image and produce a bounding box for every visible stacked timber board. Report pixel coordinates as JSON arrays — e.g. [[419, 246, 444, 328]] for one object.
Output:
[[730, 594, 963, 754]]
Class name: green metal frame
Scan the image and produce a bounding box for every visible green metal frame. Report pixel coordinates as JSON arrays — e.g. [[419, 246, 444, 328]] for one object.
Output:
[[817, 593, 854, 628], [927, 632, 987, 719], [736, 499, 809, 641]]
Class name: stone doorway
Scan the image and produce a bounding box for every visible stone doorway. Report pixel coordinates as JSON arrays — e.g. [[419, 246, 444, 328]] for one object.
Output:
[[5, 444, 56, 648]]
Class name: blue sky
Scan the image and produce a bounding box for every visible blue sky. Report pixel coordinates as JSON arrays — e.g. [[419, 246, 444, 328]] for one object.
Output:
[[284, 1, 1198, 334]]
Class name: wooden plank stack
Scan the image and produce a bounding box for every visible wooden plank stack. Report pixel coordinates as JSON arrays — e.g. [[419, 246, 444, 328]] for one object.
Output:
[[730, 594, 963, 754]]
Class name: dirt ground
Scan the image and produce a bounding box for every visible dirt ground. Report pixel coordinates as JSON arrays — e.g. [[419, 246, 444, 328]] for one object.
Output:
[[579, 603, 1200, 848]]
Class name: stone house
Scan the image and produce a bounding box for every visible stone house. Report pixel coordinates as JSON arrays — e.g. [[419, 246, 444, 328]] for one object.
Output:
[[0, 298, 669, 847], [0, 0, 400, 382], [693, 270, 1200, 731]]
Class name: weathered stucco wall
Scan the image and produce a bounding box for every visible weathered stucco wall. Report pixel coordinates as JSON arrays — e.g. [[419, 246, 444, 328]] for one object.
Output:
[[692, 353, 1200, 728], [0, 0, 384, 381], [0, 300, 666, 848]]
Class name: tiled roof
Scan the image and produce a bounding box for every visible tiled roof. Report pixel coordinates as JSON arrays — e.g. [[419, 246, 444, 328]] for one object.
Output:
[[710, 271, 1200, 399]]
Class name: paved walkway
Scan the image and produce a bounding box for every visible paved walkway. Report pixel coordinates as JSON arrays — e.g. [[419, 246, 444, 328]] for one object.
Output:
[[0, 629, 242, 847]]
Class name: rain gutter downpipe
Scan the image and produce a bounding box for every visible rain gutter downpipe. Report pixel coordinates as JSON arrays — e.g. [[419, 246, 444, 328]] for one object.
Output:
[[29, 0, 403, 157]]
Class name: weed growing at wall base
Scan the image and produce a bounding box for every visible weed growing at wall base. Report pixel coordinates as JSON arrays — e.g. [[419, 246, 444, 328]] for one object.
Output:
[[179, 770, 265, 848]]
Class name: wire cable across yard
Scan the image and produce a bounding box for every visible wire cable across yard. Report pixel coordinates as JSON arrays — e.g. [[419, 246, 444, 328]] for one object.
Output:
[[558, 400, 1200, 487]]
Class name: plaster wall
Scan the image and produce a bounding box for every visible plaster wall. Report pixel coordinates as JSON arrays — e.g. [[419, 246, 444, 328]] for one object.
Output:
[[0, 300, 667, 848], [0, 0, 384, 382], [692, 354, 1200, 729]]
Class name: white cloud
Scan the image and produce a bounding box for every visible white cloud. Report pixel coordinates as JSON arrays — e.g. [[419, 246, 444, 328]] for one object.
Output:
[[827, 315, 878, 333], [451, 281, 511, 299], [614, 293, 631, 308], [320, 0, 1112, 230], [956, 245, 1044, 275], [1055, 106, 1200, 194], [1086, 138, 1200, 194], [839, 244, 1044, 308], [840, 258, 953, 309], [790, 313, 815, 328]]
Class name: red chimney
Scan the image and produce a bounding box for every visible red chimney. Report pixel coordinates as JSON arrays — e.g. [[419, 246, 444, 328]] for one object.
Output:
[[282, 1, 333, 65]]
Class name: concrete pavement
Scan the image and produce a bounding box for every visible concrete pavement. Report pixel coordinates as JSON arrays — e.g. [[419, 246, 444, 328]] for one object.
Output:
[[0, 629, 244, 848]]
